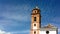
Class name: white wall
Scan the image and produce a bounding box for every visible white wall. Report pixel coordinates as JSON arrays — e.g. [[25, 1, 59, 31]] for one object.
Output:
[[49, 31, 56, 34], [33, 26, 37, 29], [40, 31, 46, 34], [40, 31, 57, 34]]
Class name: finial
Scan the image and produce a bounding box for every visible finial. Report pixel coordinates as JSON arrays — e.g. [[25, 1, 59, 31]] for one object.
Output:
[[47, 23, 54, 28], [35, 6, 39, 9], [47, 23, 52, 26]]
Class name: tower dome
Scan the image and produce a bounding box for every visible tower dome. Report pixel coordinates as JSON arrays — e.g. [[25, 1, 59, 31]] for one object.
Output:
[[33, 6, 39, 10], [31, 6, 41, 15]]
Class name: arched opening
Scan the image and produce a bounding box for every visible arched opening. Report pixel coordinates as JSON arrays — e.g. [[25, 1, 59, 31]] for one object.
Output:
[[34, 31, 36, 34], [34, 24, 36, 26], [34, 17, 36, 21], [46, 31, 49, 34]]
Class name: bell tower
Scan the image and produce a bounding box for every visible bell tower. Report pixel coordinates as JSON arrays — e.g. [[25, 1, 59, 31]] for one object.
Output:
[[30, 6, 41, 34]]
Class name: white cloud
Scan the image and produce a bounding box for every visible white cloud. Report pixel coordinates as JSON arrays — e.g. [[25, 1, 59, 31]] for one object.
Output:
[[3, 14, 30, 22], [0, 29, 30, 34], [0, 30, 11, 34], [11, 30, 30, 34], [0, 3, 31, 22], [19, 30, 30, 33]]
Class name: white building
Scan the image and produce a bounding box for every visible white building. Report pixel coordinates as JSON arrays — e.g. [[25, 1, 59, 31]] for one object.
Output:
[[30, 7, 58, 34]]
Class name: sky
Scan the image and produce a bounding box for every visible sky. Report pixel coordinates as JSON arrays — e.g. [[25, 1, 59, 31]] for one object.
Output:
[[0, 0, 60, 34]]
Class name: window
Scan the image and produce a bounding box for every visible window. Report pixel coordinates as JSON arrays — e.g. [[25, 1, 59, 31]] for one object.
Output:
[[34, 17, 36, 21], [34, 24, 36, 26], [34, 31, 36, 34], [35, 11, 36, 13], [46, 31, 49, 34]]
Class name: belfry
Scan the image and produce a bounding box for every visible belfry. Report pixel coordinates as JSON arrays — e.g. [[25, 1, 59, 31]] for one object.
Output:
[[30, 6, 58, 34], [30, 6, 41, 34]]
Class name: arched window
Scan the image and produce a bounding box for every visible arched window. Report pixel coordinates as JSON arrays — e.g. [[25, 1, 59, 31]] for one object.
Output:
[[34, 31, 36, 34], [34, 17, 36, 21], [34, 10, 37, 13], [46, 31, 49, 34], [34, 24, 36, 26], [35, 11, 36, 13]]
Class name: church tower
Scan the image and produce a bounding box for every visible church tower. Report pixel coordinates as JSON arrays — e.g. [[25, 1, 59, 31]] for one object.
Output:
[[30, 6, 41, 34]]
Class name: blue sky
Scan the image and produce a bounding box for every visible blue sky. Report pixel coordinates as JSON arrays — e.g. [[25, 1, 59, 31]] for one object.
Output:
[[0, 0, 60, 34]]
